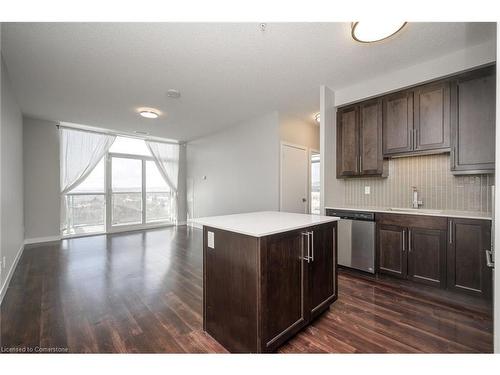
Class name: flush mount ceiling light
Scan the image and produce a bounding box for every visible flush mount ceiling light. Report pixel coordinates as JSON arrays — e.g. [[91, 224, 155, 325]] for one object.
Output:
[[138, 107, 161, 119], [351, 21, 407, 43]]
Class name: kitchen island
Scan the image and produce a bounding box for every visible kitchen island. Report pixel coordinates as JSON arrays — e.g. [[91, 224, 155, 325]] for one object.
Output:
[[193, 211, 339, 353]]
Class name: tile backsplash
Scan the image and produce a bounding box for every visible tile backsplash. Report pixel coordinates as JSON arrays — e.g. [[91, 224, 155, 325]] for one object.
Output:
[[344, 154, 494, 213]]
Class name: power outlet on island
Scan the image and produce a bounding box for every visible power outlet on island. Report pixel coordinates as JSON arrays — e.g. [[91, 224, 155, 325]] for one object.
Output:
[[364, 186, 371, 195]]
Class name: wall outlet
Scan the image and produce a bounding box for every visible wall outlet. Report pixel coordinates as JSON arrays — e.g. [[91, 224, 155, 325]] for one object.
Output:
[[364, 186, 371, 195]]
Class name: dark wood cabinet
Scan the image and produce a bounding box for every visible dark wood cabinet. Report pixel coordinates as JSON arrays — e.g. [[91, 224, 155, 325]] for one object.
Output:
[[337, 101, 385, 178], [450, 66, 496, 174], [377, 223, 406, 278], [360, 99, 384, 175], [447, 218, 492, 297], [204, 221, 337, 353], [407, 227, 447, 287], [338, 66, 494, 170], [263, 229, 308, 348], [413, 81, 450, 151], [382, 82, 450, 157], [382, 91, 414, 155], [376, 214, 447, 288], [337, 106, 359, 177], [308, 223, 337, 320]]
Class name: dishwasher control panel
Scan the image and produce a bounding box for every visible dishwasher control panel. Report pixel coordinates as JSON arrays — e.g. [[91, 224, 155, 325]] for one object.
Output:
[[326, 209, 375, 222]]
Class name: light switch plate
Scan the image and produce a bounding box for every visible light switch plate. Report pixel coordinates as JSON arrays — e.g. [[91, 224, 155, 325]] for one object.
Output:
[[364, 186, 371, 195], [207, 231, 215, 249]]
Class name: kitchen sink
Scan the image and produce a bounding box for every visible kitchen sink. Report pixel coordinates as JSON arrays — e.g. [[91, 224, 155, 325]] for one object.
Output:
[[388, 207, 443, 214]]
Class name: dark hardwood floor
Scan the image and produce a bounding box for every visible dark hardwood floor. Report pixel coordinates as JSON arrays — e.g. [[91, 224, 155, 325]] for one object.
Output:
[[0, 226, 493, 353]]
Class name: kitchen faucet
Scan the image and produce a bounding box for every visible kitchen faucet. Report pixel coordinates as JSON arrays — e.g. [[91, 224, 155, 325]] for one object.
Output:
[[412, 186, 423, 209]]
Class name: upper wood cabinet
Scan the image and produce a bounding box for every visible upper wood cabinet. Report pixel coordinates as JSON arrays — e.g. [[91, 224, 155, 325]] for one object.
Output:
[[450, 66, 496, 174], [382, 81, 450, 157], [382, 91, 414, 155], [337, 65, 495, 177], [414, 81, 450, 151], [337, 100, 385, 178], [337, 106, 359, 177], [360, 99, 384, 175]]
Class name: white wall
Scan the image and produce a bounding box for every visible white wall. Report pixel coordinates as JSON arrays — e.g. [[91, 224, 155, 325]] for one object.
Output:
[[23, 117, 60, 241], [279, 114, 319, 150], [186, 111, 280, 219], [320, 85, 344, 212], [334, 39, 496, 107], [1, 55, 24, 302]]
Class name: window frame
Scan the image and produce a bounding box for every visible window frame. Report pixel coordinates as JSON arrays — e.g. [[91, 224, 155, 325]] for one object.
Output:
[[106, 151, 174, 234], [61, 145, 174, 239]]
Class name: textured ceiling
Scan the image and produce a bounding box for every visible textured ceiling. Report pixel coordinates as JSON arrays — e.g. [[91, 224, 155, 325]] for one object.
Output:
[[1, 22, 496, 141]]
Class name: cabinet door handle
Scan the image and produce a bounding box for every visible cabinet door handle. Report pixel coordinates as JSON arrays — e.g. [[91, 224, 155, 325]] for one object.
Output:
[[449, 220, 453, 244], [408, 230, 412, 252], [309, 231, 314, 262], [409, 131, 413, 150], [402, 230, 406, 252], [486, 250, 494, 268], [301, 232, 310, 262], [414, 129, 418, 149]]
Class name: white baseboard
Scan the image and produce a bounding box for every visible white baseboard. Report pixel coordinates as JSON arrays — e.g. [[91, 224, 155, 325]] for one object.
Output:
[[24, 235, 61, 245], [0, 243, 24, 306]]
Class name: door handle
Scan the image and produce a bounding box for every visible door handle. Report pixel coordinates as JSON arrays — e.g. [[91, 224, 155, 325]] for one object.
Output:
[[402, 229, 406, 252], [408, 230, 412, 252], [486, 250, 494, 268], [449, 220, 453, 244], [301, 232, 311, 262], [309, 231, 314, 262]]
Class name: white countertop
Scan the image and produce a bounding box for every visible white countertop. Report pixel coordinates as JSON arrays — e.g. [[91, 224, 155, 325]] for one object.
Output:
[[192, 211, 339, 237], [325, 205, 492, 220]]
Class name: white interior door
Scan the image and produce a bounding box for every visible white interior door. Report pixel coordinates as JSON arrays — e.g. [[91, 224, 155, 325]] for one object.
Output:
[[280, 143, 308, 213]]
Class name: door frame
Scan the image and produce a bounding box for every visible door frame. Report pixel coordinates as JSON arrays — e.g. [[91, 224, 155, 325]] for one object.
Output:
[[309, 148, 320, 215], [279, 142, 310, 214]]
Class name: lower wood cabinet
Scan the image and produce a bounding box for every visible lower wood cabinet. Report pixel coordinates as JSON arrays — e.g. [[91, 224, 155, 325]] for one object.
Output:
[[377, 224, 406, 278], [203, 222, 337, 353], [407, 227, 447, 287], [376, 214, 447, 288], [447, 218, 492, 297], [376, 213, 492, 297]]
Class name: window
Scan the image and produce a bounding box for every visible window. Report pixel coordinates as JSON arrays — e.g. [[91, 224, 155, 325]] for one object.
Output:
[[109, 136, 152, 156], [63, 135, 175, 237], [146, 160, 172, 223], [111, 157, 143, 225], [310, 152, 320, 215], [63, 158, 106, 236]]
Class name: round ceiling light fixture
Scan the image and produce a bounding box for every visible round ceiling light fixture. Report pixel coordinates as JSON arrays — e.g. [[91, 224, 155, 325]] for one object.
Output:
[[351, 21, 407, 43], [138, 107, 161, 119]]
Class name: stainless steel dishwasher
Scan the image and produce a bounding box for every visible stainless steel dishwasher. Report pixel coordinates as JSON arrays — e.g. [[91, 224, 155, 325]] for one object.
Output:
[[326, 209, 375, 273]]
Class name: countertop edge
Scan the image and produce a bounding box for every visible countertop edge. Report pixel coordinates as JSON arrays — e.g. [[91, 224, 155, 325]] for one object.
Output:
[[325, 206, 492, 221], [197, 217, 339, 238]]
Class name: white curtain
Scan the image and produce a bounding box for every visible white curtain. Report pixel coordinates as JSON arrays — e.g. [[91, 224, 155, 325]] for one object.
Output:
[[60, 127, 116, 231], [146, 140, 180, 224]]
